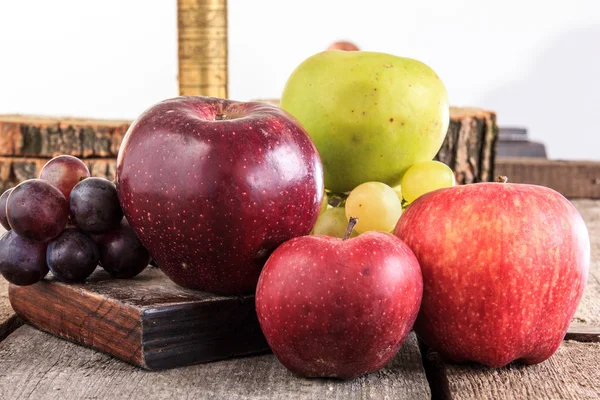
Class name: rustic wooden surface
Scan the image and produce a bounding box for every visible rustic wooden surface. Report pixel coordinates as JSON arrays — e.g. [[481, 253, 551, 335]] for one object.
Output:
[[0, 115, 129, 158], [0, 201, 600, 398], [0, 326, 430, 399], [9, 268, 268, 370], [495, 158, 600, 199], [423, 340, 600, 399]]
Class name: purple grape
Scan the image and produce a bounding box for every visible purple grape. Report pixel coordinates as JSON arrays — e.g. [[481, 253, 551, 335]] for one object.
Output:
[[0, 230, 49, 286], [39, 155, 90, 200], [7, 179, 69, 242], [0, 188, 13, 230], [97, 224, 150, 278], [47, 228, 99, 282], [70, 178, 123, 234]]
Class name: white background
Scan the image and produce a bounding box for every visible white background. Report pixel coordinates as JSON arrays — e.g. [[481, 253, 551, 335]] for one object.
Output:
[[0, 0, 599, 160]]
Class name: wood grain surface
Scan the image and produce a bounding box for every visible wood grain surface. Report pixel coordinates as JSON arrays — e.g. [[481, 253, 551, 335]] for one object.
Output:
[[9, 268, 268, 370], [495, 158, 600, 199], [1, 202, 600, 399], [423, 340, 600, 399], [0, 326, 430, 399]]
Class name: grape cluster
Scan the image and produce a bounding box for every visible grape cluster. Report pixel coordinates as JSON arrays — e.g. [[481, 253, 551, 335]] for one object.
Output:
[[313, 160, 456, 238], [0, 155, 151, 286]]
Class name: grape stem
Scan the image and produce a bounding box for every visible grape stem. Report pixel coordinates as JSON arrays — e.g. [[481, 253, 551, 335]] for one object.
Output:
[[496, 176, 508, 183], [343, 217, 358, 240]]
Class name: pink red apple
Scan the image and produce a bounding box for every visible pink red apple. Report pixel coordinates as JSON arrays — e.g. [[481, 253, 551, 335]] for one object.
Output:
[[326, 41, 360, 51], [394, 181, 590, 367], [116, 97, 324, 294], [256, 226, 423, 379]]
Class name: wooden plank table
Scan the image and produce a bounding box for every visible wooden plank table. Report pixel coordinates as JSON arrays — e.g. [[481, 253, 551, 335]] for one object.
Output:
[[0, 200, 599, 399]]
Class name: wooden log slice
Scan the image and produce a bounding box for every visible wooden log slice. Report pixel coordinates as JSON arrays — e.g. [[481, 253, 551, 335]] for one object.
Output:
[[0, 115, 129, 158], [436, 107, 498, 184], [0, 157, 116, 192], [0, 106, 498, 190]]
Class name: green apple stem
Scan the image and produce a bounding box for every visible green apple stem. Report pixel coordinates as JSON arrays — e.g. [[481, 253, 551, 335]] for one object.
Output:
[[343, 217, 358, 240], [496, 176, 508, 183]]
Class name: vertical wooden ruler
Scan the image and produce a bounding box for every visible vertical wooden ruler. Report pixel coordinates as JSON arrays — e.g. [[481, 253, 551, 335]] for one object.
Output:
[[177, 0, 228, 97]]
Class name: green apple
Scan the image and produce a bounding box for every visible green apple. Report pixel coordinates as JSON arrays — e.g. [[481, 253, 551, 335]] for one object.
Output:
[[280, 51, 449, 193]]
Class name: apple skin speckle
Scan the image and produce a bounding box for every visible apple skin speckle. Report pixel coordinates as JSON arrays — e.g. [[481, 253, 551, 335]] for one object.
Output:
[[255, 231, 423, 379], [394, 182, 590, 368], [116, 97, 324, 295]]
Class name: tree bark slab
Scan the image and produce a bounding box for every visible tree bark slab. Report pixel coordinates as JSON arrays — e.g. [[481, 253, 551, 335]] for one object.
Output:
[[435, 107, 498, 184], [0, 115, 129, 158], [0, 156, 116, 192]]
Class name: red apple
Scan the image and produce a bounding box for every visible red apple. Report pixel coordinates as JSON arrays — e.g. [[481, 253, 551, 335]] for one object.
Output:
[[394, 181, 590, 367], [116, 96, 324, 294], [326, 41, 360, 51], [256, 222, 423, 379]]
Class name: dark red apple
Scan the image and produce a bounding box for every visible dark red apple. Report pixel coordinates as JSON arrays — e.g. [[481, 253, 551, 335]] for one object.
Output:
[[394, 181, 590, 367], [116, 96, 324, 294], [256, 223, 423, 379]]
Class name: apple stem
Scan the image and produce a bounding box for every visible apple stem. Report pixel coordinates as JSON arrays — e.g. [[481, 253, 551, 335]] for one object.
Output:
[[343, 217, 358, 240], [496, 175, 508, 183], [215, 113, 227, 121]]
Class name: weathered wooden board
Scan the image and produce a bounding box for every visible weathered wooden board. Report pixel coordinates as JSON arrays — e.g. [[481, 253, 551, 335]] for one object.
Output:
[[0, 115, 129, 158], [0, 326, 430, 399], [422, 340, 600, 399], [495, 158, 600, 199], [9, 268, 268, 370]]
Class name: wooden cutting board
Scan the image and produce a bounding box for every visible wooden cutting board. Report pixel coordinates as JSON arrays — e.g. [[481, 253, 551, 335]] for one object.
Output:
[[8, 267, 268, 370]]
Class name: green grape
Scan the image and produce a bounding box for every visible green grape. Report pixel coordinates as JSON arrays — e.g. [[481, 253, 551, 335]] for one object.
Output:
[[313, 207, 351, 238], [345, 182, 402, 234], [320, 192, 329, 215], [392, 185, 403, 202], [401, 161, 455, 203]]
